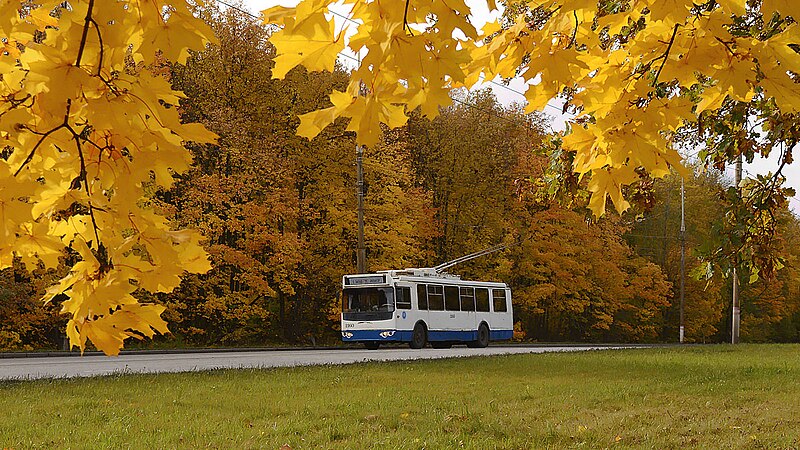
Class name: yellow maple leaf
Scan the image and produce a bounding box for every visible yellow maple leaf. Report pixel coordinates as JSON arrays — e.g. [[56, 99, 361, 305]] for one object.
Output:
[[107, 303, 170, 339], [27, 2, 60, 29], [645, 0, 695, 22], [762, 0, 800, 20], [408, 83, 454, 118], [587, 166, 638, 217], [169, 229, 212, 274], [261, 5, 297, 27], [269, 18, 345, 79], [696, 85, 729, 114], [81, 317, 131, 356], [297, 90, 354, 139], [177, 122, 219, 144], [759, 65, 800, 112], [563, 125, 607, 173], [137, 6, 217, 64], [760, 26, 800, 70], [15, 220, 64, 269]]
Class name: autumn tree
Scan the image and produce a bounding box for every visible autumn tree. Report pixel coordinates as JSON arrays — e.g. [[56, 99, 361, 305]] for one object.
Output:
[[401, 90, 671, 342], [160, 5, 346, 344], [626, 167, 800, 343], [733, 209, 800, 341], [625, 169, 728, 341], [159, 4, 436, 345], [404, 90, 545, 265], [504, 209, 671, 342], [0, 261, 66, 350]]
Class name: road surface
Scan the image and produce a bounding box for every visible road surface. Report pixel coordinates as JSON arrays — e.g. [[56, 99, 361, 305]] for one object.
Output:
[[0, 345, 632, 380]]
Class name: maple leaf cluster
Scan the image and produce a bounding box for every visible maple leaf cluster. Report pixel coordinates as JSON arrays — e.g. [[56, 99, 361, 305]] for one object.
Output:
[[263, 0, 799, 220], [0, 1, 217, 355]]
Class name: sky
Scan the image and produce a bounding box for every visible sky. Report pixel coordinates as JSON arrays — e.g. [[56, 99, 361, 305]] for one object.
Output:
[[238, 0, 798, 213]]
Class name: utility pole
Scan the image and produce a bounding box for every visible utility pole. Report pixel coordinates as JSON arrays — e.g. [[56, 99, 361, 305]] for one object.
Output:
[[355, 51, 367, 275], [680, 176, 686, 344], [731, 154, 742, 344], [661, 200, 670, 267], [356, 144, 367, 274]]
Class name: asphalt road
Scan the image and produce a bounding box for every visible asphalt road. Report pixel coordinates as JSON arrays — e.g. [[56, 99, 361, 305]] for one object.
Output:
[[0, 345, 631, 381]]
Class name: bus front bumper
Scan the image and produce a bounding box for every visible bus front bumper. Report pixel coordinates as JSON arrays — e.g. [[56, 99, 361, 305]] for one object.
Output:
[[341, 329, 408, 342]]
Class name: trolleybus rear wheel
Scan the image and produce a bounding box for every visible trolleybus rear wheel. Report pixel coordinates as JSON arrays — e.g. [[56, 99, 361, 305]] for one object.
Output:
[[410, 323, 427, 349], [477, 323, 490, 347], [468, 323, 490, 348]]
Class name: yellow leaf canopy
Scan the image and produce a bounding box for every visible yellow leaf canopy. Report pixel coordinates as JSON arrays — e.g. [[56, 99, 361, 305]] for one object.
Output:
[[263, 0, 800, 217], [1, 1, 217, 355]]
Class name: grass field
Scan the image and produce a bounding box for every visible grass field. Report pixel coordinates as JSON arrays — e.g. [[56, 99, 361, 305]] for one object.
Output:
[[1, 345, 799, 448]]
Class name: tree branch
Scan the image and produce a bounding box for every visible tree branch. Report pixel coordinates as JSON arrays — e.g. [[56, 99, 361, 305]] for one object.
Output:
[[72, 129, 102, 246], [89, 17, 104, 76], [566, 10, 578, 49], [652, 23, 680, 86], [13, 124, 66, 176], [74, 0, 96, 68], [403, 0, 414, 36]]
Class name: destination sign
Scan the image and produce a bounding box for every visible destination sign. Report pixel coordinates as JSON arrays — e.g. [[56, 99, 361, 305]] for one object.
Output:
[[344, 275, 386, 285]]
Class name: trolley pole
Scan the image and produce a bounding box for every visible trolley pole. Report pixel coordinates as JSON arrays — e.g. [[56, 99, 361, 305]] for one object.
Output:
[[731, 154, 742, 344], [356, 144, 367, 274], [680, 177, 686, 344]]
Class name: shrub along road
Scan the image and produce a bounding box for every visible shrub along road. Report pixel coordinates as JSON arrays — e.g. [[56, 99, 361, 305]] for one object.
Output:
[[0, 345, 635, 380]]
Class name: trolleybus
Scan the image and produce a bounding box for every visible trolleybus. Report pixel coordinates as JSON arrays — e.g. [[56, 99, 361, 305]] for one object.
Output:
[[341, 268, 513, 349]]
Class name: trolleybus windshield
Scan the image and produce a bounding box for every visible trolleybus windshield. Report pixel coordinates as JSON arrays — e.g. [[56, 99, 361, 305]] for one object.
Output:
[[342, 287, 395, 321]]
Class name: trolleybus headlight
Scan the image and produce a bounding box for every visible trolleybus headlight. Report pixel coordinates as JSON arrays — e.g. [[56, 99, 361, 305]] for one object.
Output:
[[342, 332, 353, 338], [379, 331, 395, 338]]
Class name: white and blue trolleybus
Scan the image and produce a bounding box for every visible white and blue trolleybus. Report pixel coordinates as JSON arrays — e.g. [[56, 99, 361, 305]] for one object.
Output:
[[341, 268, 513, 349]]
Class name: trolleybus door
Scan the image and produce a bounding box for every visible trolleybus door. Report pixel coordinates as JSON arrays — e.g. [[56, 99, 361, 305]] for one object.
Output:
[[414, 283, 430, 333], [459, 286, 478, 334], [394, 284, 413, 331], [426, 284, 449, 335], [443, 285, 463, 332]]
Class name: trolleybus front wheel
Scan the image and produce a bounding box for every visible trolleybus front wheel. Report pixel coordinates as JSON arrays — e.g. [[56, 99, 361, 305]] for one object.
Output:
[[364, 342, 380, 350], [410, 322, 427, 349]]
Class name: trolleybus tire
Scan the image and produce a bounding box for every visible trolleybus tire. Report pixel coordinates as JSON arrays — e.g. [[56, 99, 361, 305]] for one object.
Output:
[[410, 322, 427, 349], [364, 342, 380, 350], [468, 323, 490, 348]]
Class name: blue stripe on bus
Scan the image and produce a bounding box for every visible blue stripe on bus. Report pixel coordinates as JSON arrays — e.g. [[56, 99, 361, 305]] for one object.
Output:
[[342, 329, 513, 342], [490, 330, 513, 340]]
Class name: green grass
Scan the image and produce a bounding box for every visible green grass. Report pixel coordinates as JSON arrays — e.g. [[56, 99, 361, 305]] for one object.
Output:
[[1, 345, 799, 449]]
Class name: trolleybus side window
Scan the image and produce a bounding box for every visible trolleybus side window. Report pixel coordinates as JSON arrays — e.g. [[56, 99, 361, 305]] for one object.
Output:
[[460, 287, 475, 311], [428, 285, 445, 310], [445, 286, 459, 311], [396, 287, 411, 310], [492, 289, 508, 312], [475, 288, 490, 312]]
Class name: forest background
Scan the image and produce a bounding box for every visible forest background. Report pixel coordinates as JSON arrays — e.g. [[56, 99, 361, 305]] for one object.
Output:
[[1, 3, 799, 351]]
